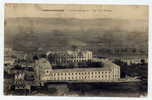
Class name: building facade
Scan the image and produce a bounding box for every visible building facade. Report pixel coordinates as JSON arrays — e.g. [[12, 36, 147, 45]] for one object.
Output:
[[40, 60, 120, 81], [47, 50, 93, 65], [34, 58, 53, 81]]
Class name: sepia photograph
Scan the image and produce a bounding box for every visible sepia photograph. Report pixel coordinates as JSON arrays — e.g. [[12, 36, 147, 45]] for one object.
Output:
[[4, 3, 148, 97]]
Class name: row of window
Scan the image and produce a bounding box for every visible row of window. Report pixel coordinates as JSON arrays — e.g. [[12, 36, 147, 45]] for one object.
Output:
[[45, 71, 111, 76], [51, 59, 89, 64], [52, 59, 90, 62], [50, 58, 91, 62], [45, 74, 119, 78], [49, 55, 92, 59], [51, 75, 115, 78], [50, 55, 92, 58], [42, 75, 117, 81]]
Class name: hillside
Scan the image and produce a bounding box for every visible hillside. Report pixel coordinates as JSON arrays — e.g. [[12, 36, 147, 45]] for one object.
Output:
[[4, 17, 148, 52]]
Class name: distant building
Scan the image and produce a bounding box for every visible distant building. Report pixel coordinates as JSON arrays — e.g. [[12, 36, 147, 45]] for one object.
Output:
[[13, 50, 26, 60], [4, 58, 15, 65], [4, 48, 14, 65], [47, 49, 93, 65], [14, 71, 28, 90], [109, 56, 148, 65], [5, 48, 13, 56]]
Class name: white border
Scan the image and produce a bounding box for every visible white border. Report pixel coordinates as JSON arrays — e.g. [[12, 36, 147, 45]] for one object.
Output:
[[0, 0, 152, 100], [2, 0, 152, 5]]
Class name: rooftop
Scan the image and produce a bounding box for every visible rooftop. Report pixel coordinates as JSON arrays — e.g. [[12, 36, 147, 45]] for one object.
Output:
[[47, 59, 119, 72]]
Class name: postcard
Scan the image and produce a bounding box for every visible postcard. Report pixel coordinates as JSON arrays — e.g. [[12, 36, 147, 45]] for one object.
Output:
[[4, 3, 148, 97]]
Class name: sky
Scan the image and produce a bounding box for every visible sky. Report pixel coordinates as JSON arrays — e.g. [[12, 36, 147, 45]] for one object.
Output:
[[5, 3, 148, 20]]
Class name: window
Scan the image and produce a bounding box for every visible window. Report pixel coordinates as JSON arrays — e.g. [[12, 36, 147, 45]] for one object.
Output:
[[54, 73, 56, 76]]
